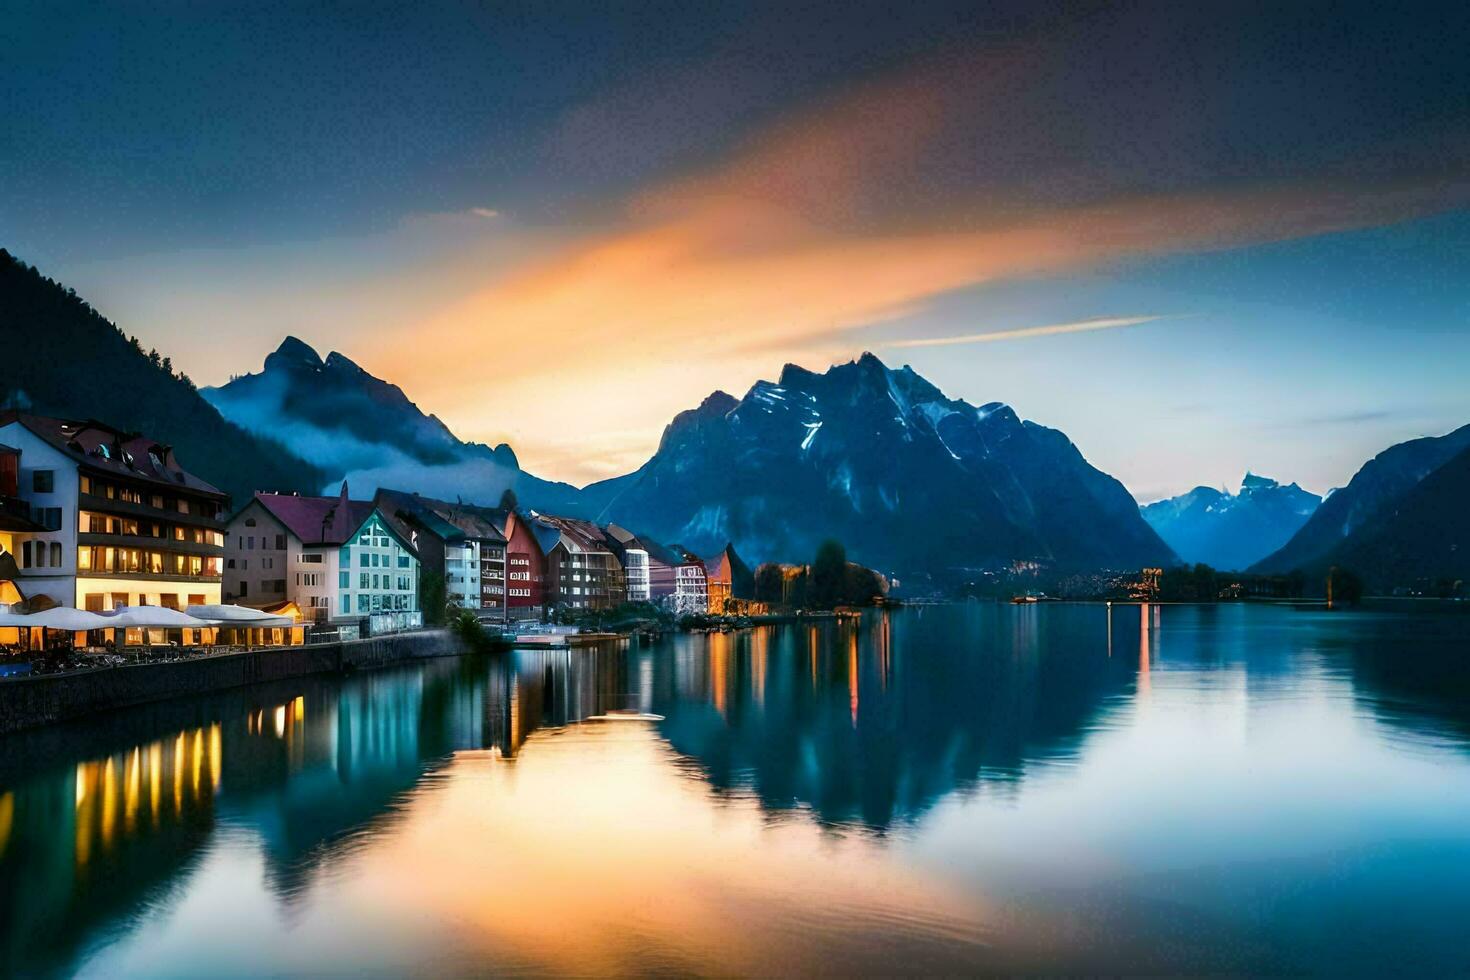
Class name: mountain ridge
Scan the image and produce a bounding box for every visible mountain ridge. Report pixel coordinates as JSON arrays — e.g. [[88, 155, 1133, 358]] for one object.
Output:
[[0, 250, 325, 503], [204, 337, 588, 513], [1142, 473, 1320, 570], [1253, 422, 1470, 575], [587, 351, 1178, 576]]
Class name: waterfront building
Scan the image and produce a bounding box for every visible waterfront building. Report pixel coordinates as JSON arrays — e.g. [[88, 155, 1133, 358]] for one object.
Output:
[[375, 490, 508, 620], [493, 509, 547, 621], [702, 543, 754, 614], [602, 524, 652, 602], [0, 412, 227, 612], [530, 513, 626, 612], [225, 483, 421, 632], [668, 545, 710, 616]]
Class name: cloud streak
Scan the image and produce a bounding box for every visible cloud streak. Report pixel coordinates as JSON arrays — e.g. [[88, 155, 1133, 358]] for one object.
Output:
[[885, 314, 1176, 348], [352, 41, 1470, 484]]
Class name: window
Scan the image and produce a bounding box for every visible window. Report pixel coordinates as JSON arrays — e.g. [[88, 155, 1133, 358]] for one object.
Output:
[[357, 594, 369, 612], [359, 552, 369, 567], [276, 534, 286, 550], [247, 536, 255, 550], [49, 542, 61, 566], [398, 555, 410, 568], [360, 572, 369, 589], [188, 594, 205, 606], [300, 553, 322, 564], [85, 594, 104, 612], [340, 571, 350, 589], [21, 541, 33, 568], [244, 517, 256, 527], [239, 582, 248, 597], [32, 469, 54, 493], [341, 595, 350, 615]]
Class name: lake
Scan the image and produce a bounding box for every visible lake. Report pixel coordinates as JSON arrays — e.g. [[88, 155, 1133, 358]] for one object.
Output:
[[3, 603, 1470, 976]]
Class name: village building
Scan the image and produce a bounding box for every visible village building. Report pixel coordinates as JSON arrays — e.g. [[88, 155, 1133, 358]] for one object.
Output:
[[530, 513, 626, 612], [702, 543, 755, 614], [0, 412, 227, 613], [493, 509, 547, 621], [224, 483, 421, 635], [375, 490, 508, 621]]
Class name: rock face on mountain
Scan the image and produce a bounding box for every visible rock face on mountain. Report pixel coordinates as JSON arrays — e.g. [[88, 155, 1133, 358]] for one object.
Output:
[[587, 353, 1177, 576], [1142, 474, 1320, 570], [204, 338, 586, 512], [1319, 444, 1470, 593], [1253, 422, 1470, 575]]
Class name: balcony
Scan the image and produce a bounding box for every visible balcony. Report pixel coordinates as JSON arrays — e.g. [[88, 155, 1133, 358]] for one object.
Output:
[[78, 532, 223, 557], [78, 491, 226, 531]]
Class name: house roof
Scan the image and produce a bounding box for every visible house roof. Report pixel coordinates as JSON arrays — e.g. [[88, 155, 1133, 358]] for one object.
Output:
[[252, 483, 373, 546], [0, 411, 225, 498], [374, 489, 467, 545], [530, 512, 615, 556]]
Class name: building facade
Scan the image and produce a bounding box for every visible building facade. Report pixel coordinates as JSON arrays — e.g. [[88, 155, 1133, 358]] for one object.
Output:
[[531, 513, 626, 612], [498, 510, 546, 621], [225, 484, 421, 632], [702, 543, 754, 614], [0, 413, 226, 611]]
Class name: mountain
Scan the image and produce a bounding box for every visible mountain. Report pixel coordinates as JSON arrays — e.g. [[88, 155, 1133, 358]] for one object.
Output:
[[1321, 444, 1470, 593], [1142, 474, 1320, 570], [1253, 422, 1470, 574], [0, 249, 323, 503], [587, 353, 1177, 577], [204, 337, 589, 512]]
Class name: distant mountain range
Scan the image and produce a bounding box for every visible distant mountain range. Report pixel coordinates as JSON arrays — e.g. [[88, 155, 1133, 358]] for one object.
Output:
[[585, 354, 1176, 575], [1252, 422, 1470, 591], [8, 246, 1466, 591], [203, 337, 588, 513], [206, 342, 1176, 576], [1141, 474, 1320, 570], [0, 250, 324, 503]]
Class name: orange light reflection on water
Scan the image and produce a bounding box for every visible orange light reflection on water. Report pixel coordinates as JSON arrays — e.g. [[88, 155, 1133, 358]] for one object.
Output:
[[330, 721, 992, 976]]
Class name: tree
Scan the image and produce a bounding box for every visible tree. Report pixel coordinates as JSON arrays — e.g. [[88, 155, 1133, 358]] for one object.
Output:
[[810, 539, 847, 609], [420, 570, 449, 625], [498, 488, 519, 512], [754, 563, 785, 605]]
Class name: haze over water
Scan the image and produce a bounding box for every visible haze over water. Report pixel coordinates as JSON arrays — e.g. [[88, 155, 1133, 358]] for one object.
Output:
[[4, 605, 1470, 976]]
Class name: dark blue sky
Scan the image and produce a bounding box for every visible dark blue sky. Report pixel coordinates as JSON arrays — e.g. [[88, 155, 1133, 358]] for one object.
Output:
[[2, 1, 1467, 493]]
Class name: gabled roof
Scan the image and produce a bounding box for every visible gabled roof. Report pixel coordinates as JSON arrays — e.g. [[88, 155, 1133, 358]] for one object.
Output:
[[0, 411, 225, 497], [374, 488, 467, 545], [251, 483, 373, 546], [530, 512, 615, 556]]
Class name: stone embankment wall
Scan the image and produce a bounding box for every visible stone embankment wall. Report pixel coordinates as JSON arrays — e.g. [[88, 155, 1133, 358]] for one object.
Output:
[[0, 630, 458, 736]]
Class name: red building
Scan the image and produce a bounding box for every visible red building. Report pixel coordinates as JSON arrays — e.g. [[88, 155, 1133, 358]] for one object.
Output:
[[497, 510, 546, 621]]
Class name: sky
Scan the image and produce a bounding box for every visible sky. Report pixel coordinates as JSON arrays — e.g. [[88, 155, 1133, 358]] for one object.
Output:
[[3, 0, 1468, 500]]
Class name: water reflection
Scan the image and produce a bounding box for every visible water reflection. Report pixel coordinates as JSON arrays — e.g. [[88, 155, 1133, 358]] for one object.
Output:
[[651, 606, 1137, 830], [0, 605, 1468, 975]]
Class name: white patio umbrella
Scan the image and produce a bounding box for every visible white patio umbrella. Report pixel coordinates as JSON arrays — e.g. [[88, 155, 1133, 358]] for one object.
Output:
[[100, 606, 212, 629], [186, 604, 294, 628], [29, 607, 116, 631]]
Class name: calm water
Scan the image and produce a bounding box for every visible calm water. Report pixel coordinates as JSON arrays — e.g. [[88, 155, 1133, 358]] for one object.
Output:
[[4, 604, 1470, 976]]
